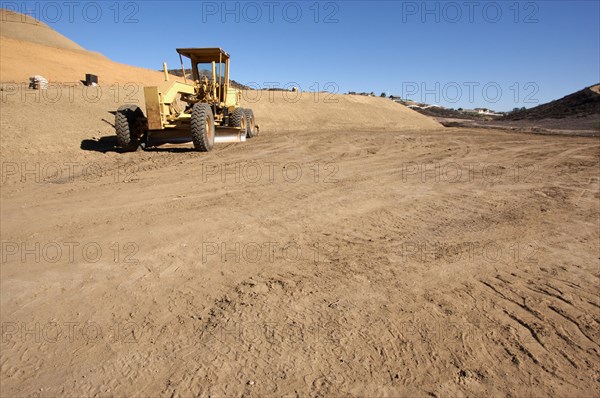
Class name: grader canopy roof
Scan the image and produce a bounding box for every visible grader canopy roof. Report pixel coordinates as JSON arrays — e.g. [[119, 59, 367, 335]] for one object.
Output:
[[176, 48, 230, 63]]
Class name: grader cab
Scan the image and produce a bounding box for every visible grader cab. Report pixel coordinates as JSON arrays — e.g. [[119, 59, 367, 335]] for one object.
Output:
[[115, 48, 258, 151]]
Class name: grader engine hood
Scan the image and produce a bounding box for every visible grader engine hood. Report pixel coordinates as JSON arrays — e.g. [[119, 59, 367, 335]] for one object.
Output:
[[144, 81, 195, 130]]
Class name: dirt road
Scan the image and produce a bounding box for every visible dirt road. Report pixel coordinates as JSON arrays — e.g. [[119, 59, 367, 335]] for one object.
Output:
[[1, 88, 599, 397]]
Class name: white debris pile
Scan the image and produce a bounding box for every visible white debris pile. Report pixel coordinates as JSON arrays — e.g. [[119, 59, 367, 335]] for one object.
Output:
[[28, 75, 49, 90]]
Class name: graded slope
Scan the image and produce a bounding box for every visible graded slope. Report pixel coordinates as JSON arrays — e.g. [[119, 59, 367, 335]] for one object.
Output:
[[0, 37, 175, 84], [241, 91, 442, 132], [0, 8, 84, 50], [0, 9, 177, 84]]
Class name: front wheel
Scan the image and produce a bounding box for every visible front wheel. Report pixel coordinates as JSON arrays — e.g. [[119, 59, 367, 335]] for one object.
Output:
[[191, 103, 215, 152]]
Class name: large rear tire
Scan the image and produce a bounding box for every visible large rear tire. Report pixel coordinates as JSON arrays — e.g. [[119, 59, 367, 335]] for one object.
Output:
[[191, 103, 215, 152], [244, 108, 258, 138], [115, 105, 145, 152]]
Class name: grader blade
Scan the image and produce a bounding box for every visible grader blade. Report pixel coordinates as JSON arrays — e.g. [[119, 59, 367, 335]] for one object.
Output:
[[215, 127, 247, 143], [146, 127, 246, 147]]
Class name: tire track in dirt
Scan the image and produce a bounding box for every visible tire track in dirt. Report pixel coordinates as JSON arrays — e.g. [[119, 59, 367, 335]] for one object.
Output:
[[1, 111, 599, 396]]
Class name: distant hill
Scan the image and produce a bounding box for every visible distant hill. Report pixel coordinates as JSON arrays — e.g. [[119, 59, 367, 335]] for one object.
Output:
[[163, 69, 250, 90], [432, 84, 600, 135], [409, 106, 500, 121], [500, 84, 600, 121]]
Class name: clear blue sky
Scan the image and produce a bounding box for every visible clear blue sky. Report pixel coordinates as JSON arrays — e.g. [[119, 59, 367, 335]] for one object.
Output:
[[6, 0, 599, 111]]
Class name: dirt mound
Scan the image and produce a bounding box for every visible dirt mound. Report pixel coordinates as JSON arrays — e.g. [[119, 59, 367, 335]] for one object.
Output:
[[0, 9, 178, 84], [241, 91, 442, 132], [1, 37, 178, 84], [0, 8, 84, 50], [500, 84, 600, 121]]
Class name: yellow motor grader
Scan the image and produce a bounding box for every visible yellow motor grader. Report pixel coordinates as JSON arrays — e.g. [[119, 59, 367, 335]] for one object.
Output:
[[115, 48, 258, 151]]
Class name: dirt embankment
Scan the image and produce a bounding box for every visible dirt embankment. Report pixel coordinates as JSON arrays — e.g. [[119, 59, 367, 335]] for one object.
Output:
[[0, 8, 84, 50], [241, 90, 442, 133], [0, 9, 179, 84]]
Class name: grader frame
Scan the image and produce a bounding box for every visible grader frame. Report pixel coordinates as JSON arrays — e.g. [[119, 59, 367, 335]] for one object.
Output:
[[115, 47, 258, 151]]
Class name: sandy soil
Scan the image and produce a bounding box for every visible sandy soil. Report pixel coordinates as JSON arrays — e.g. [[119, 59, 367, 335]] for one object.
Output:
[[1, 85, 599, 397]]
